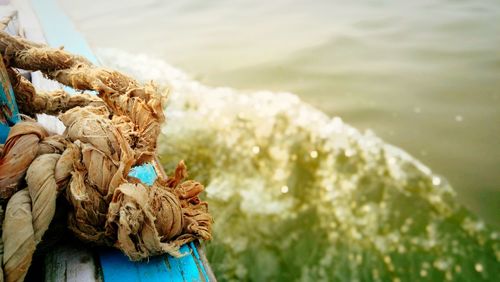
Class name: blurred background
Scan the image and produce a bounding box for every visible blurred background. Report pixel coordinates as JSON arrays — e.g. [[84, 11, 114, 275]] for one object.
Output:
[[60, 0, 499, 226], [60, 1, 500, 280]]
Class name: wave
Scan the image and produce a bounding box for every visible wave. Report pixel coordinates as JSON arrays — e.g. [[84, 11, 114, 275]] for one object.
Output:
[[98, 48, 499, 281]]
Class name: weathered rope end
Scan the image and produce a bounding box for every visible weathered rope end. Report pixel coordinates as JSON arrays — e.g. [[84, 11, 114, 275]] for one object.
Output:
[[0, 31, 212, 282]]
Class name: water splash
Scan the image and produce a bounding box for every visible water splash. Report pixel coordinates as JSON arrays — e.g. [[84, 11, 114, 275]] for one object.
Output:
[[98, 49, 499, 281]]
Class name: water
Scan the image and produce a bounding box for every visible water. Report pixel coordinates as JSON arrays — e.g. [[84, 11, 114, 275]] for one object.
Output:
[[99, 49, 498, 281], [60, 0, 500, 226], [59, 0, 500, 280]]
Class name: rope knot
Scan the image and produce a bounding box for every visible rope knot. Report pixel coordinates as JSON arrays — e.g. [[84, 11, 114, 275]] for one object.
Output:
[[0, 31, 212, 282]]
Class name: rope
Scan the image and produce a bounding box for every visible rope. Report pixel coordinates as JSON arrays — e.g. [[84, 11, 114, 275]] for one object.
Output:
[[0, 31, 212, 282], [7, 68, 103, 117], [0, 122, 47, 200]]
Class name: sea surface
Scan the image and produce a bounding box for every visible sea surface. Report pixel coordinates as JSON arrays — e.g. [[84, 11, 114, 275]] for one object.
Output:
[[60, 0, 500, 226], [60, 0, 499, 280]]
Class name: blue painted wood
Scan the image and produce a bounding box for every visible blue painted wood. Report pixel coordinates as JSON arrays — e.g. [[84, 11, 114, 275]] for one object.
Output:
[[190, 242, 210, 280], [30, 0, 212, 281], [100, 244, 207, 282], [30, 0, 98, 65], [129, 163, 157, 186], [0, 123, 10, 143], [0, 44, 19, 143]]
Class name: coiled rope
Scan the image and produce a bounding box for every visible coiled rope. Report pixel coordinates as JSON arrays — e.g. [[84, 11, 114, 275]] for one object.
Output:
[[0, 31, 212, 282]]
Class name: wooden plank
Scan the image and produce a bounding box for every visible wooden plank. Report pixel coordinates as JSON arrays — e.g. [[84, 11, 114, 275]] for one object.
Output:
[[192, 242, 217, 282], [44, 242, 100, 282], [100, 243, 209, 282]]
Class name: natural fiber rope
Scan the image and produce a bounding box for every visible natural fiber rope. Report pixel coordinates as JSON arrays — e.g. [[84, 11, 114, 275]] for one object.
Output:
[[0, 31, 212, 282], [0, 122, 47, 200], [6, 68, 103, 117]]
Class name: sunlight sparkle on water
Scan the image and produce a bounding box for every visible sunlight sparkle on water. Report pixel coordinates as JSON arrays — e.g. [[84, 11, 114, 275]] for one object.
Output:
[[252, 145, 260, 154], [281, 185, 289, 194], [432, 176, 441, 186], [310, 150, 318, 159], [101, 48, 500, 282], [420, 269, 428, 277]]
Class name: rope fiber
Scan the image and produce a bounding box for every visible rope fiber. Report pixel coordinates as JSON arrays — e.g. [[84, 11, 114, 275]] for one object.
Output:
[[0, 31, 212, 282]]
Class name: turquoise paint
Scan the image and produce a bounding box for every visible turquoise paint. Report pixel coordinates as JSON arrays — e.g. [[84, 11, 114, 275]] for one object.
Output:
[[190, 242, 210, 280], [129, 163, 157, 186], [31, 0, 211, 281], [165, 245, 204, 282], [0, 57, 20, 143], [99, 244, 205, 282], [0, 123, 10, 144], [99, 248, 175, 282]]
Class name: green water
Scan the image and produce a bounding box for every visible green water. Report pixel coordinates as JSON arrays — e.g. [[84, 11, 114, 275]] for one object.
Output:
[[61, 0, 500, 226], [61, 0, 500, 280], [99, 49, 499, 281]]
